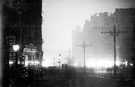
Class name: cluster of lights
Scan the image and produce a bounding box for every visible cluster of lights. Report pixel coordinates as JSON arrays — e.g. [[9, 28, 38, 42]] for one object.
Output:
[[25, 60, 40, 67], [10, 44, 41, 68], [121, 60, 133, 67], [72, 58, 121, 68], [9, 44, 20, 65]]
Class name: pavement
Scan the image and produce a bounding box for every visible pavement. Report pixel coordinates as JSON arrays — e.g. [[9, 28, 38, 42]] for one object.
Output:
[[74, 73, 118, 87], [10, 67, 134, 87], [31, 72, 119, 87]]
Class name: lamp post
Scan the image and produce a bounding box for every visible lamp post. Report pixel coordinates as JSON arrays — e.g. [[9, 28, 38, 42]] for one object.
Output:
[[12, 44, 20, 66]]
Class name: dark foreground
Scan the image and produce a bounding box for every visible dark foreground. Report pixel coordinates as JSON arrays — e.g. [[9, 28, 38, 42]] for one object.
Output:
[[9, 66, 135, 87]]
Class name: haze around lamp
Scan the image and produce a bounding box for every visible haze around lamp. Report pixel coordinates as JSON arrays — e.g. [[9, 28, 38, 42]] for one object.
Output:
[[12, 45, 20, 52]]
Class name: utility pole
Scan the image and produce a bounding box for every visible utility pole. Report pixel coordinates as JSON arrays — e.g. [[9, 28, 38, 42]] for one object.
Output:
[[77, 41, 92, 73], [101, 25, 127, 77]]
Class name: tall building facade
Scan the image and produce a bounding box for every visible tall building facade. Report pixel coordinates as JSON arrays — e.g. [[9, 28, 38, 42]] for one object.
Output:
[[3, 0, 43, 67], [72, 8, 135, 68], [113, 8, 135, 63], [2, 0, 43, 86]]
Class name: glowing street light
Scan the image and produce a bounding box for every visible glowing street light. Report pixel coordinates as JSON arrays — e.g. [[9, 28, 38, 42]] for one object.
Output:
[[12, 45, 20, 52]]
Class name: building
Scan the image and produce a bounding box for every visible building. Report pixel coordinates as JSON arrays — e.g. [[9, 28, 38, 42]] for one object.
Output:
[[72, 8, 135, 69], [113, 8, 135, 63], [2, 0, 43, 86], [3, 0, 43, 67]]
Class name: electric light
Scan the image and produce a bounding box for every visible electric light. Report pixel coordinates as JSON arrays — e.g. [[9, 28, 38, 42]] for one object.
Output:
[[9, 60, 14, 65], [12, 45, 20, 52]]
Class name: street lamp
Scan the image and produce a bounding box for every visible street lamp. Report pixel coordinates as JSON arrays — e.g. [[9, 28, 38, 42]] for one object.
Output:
[[12, 44, 20, 66], [12, 44, 20, 52]]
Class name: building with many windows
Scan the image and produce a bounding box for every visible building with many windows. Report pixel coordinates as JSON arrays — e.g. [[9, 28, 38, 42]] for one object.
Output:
[[72, 8, 135, 71], [3, 0, 43, 67], [2, 0, 43, 86]]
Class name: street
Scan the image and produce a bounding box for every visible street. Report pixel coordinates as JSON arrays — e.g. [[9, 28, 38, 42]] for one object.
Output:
[[21, 68, 133, 87]]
